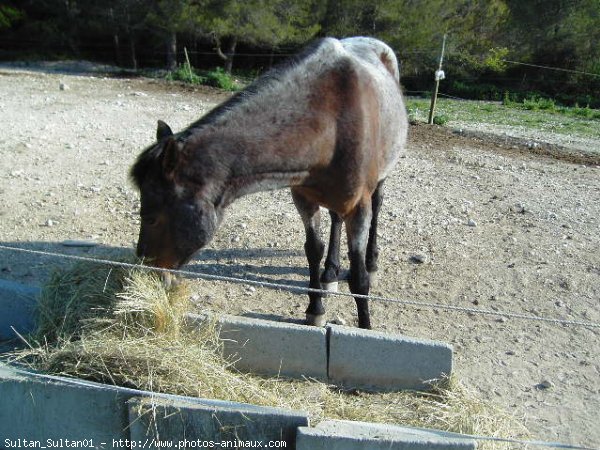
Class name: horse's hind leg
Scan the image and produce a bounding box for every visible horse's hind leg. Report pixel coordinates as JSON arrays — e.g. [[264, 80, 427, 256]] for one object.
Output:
[[346, 196, 373, 329], [320, 210, 343, 294], [366, 180, 385, 288], [292, 189, 326, 327]]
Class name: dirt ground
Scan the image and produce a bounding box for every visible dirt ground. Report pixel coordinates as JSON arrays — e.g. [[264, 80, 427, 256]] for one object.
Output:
[[1, 67, 599, 448]]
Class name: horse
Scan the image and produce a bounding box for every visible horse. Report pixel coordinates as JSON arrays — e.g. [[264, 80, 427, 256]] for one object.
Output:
[[130, 37, 408, 329]]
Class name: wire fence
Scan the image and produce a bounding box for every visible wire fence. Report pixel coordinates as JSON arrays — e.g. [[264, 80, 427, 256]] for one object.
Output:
[[1, 244, 599, 331], [1, 243, 599, 450], [500, 59, 600, 78]]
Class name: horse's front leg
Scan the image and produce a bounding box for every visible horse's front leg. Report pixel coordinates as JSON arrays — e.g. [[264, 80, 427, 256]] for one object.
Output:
[[346, 196, 373, 329], [292, 189, 326, 327], [320, 210, 343, 293]]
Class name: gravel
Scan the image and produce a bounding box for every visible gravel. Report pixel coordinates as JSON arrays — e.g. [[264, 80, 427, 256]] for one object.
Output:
[[1, 66, 599, 448]]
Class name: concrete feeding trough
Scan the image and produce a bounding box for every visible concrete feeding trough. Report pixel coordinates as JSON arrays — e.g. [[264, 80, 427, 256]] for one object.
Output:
[[187, 312, 453, 391], [0, 362, 308, 447], [296, 420, 477, 449], [0, 278, 467, 449]]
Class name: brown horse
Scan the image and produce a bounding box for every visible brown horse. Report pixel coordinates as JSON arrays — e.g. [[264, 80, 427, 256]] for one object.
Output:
[[131, 37, 408, 329]]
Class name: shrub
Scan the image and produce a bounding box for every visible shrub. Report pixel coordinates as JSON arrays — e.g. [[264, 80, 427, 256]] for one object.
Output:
[[523, 96, 556, 112], [502, 91, 517, 107], [203, 67, 240, 91], [166, 64, 206, 85], [165, 65, 240, 91], [433, 114, 449, 126]]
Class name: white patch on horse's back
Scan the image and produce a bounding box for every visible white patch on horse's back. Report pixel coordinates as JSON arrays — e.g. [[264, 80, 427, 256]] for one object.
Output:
[[233, 38, 345, 116]]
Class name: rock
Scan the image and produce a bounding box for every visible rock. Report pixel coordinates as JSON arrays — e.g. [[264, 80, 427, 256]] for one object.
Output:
[[537, 380, 555, 390], [409, 254, 427, 264], [59, 82, 69, 91], [512, 203, 526, 214]]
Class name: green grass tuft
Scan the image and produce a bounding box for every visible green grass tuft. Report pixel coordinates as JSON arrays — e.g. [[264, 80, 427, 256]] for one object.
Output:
[[166, 65, 240, 91]]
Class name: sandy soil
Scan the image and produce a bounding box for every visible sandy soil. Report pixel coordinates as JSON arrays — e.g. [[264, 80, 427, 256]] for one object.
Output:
[[0, 67, 599, 448]]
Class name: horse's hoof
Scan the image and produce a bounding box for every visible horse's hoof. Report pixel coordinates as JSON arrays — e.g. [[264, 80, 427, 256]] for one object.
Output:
[[306, 313, 326, 327], [368, 271, 378, 290], [160, 271, 179, 289], [322, 281, 338, 297]]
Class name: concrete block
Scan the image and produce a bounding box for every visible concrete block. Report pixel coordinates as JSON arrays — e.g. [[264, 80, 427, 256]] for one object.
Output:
[[327, 324, 453, 391], [129, 396, 308, 448], [0, 279, 40, 340], [186, 313, 328, 379], [0, 362, 308, 446], [0, 361, 130, 444], [296, 420, 476, 450]]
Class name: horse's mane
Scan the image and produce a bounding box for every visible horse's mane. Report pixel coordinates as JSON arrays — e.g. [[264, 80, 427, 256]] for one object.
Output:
[[184, 38, 330, 132], [131, 39, 332, 188]]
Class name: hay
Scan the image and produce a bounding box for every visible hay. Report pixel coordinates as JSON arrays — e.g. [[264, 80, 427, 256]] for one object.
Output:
[[9, 260, 528, 448]]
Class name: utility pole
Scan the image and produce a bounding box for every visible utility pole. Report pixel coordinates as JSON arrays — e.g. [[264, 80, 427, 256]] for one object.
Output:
[[428, 34, 447, 125]]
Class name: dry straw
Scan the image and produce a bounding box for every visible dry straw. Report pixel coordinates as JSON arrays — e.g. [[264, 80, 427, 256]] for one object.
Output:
[[8, 259, 529, 448]]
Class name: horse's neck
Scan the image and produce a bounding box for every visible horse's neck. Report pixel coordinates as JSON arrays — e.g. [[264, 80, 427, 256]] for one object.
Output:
[[221, 168, 310, 205], [196, 114, 323, 207]]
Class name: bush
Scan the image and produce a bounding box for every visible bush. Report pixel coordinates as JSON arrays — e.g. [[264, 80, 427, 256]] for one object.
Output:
[[203, 67, 240, 91], [433, 114, 450, 126], [450, 80, 503, 101], [166, 64, 206, 85], [165, 65, 240, 91], [502, 93, 600, 120], [502, 91, 517, 107], [569, 105, 600, 119], [523, 96, 556, 112]]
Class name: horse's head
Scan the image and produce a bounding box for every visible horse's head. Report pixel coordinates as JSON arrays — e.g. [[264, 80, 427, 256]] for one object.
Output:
[[130, 120, 218, 269]]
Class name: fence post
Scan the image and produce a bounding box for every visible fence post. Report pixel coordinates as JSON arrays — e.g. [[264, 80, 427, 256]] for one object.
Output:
[[184, 47, 193, 81], [428, 34, 447, 125]]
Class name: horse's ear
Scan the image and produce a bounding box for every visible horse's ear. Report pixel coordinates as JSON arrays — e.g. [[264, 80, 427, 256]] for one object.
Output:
[[156, 120, 173, 141], [161, 137, 181, 180]]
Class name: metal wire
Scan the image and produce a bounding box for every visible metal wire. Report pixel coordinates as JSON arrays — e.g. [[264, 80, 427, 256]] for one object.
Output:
[[501, 59, 600, 78], [1, 244, 599, 330]]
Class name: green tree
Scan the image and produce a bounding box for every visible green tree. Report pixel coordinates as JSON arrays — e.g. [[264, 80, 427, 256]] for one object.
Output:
[[192, 0, 320, 72], [504, 0, 600, 101], [81, 0, 150, 68], [0, 4, 23, 30], [146, 0, 197, 70], [319, 0, 508, 75]]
